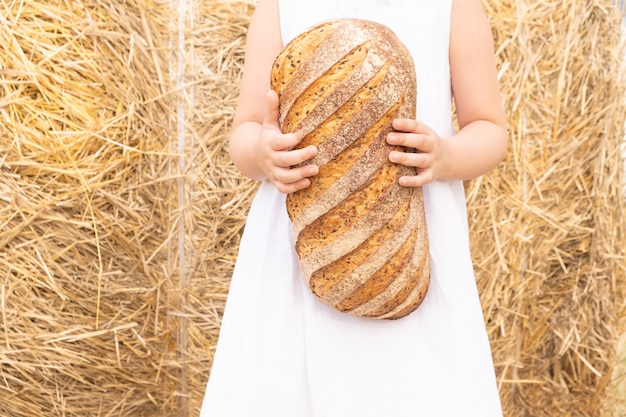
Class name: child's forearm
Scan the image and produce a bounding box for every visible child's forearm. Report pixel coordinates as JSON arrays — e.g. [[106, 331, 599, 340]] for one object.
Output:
[[440, 120, 508, 181], [228, 121, 266, 181]]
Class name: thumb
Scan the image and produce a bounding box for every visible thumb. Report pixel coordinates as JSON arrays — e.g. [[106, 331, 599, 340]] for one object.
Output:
[[263, 90, 282, 131]]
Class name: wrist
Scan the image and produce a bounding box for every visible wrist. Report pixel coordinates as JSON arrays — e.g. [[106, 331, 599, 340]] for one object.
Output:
[[437, 136, 455, 181], [228, 121, 267, 181]]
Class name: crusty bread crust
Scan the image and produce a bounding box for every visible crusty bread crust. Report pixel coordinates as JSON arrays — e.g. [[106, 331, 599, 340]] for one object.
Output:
[[271, 18, 430, 319]]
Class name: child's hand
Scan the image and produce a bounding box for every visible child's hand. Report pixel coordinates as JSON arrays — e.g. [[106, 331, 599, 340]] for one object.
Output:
[[386, 118, 447, 187], [255, 91, 319, 194]]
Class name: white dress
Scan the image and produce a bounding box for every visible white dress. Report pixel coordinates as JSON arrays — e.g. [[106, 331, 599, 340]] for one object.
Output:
[[200, 0, 503, 416]]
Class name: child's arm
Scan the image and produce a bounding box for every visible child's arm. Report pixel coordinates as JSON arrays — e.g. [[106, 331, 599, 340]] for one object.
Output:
[[228, 0, 318, 193], [387, 0, 508, 186]]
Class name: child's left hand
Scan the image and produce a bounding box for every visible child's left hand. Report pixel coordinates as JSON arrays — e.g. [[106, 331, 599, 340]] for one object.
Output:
[[386, 118, 447, 187]]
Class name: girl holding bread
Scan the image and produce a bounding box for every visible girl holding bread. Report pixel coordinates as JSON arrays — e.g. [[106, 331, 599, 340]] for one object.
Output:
[[201, 0, 508, 416]]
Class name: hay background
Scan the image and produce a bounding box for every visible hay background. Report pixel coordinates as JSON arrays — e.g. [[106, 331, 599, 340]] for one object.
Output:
[[0, 0, 625, 417], [0, 0, 189, 416], [471, 1, 626, 416]]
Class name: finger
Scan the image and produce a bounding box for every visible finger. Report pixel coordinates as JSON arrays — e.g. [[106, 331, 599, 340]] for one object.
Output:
[[389, 150, 430, 169], [274, 177, 313, 194], [272, 163, 319, 185], [392, 118, 436, 136], [263, 90, 282, 130], [398, 171, 434, 188], [274, 144, 317, 167], [387, 132, 429, 152], [295, 163, 319, 178], [270, 131, 309, 152]]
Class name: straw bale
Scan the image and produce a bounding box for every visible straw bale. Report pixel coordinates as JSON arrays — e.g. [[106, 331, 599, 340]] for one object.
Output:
[[465, 1, 626, 416], [176, 0, 256, 413], [0, 0, 182, 415], [1, 0, 258, 415], [2, 0, 625, 416]]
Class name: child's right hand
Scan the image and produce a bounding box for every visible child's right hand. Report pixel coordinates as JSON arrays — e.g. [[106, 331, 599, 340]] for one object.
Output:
[[255, 90, 319, 194]]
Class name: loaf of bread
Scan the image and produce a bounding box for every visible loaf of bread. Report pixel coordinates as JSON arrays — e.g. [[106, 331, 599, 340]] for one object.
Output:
[[270, 19, 430, 320]]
